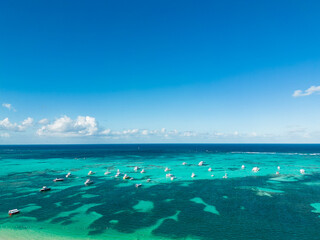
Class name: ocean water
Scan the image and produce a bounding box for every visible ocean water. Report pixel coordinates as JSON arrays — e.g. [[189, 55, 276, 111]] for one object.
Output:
[[1, 144, 320, 240]]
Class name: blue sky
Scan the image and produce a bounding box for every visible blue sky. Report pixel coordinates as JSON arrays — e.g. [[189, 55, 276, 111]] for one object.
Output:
[[1, 0, 320, 143]]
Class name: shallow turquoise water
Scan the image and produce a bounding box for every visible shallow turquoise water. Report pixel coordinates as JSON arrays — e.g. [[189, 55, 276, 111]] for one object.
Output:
[[1, 144, 320, 239]]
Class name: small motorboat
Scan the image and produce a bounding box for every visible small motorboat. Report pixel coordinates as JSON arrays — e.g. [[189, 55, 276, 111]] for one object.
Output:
[[276, 171, 280, 175], [66, 172, 71, 178], [241, 165, 245, 169], [166, 173, 173, 177], [211, 174, 214, 177], [84, 179, 94, 185], [104, 171, 111, 175], [164, 167, 171, 172], [134, 166, 139, 171], [40, 186, 51, 192], [88, 171, 95, 175], [208, 168, 212, 172], [135, 183, 142, 188], [140, 169, 145, 173], [171, 176, 176, 181], [182, 162, 187, 165], [53, 178, 64, 182], [115, 173, 120, 178], [198, 161, 204, 166], [252, 167, 260, 172], [300, 169, 305, 174], [277, 166, 281, 170], [147, 178, 151, 182], [191, 173, 196, 178], [8, 209, 20, 216], [123, 174, 130, 180], [223, 173, 228, 179]]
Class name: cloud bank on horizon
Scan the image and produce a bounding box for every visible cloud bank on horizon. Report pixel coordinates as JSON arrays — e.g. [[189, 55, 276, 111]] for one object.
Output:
[[0, 111, 317, 143], [1, 85, 319, 143]]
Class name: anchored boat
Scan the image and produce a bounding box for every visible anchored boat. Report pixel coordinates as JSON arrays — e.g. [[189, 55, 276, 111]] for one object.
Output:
[[40, 186, 51, 192], [8, 209, 20, 216]]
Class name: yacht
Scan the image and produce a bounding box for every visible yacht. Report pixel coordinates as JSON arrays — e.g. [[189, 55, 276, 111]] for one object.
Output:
[[53, 178, 64, 182], [123, 174, 130, 180], [40, 186, 51, 192], [8, 209, 20, 216], [84, 179, 94, 185], [252, 167, 260, 172]]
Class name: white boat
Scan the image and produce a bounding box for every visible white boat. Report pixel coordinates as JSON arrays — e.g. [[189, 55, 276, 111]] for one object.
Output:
[[171, 176, 176, 180], [276, 171, 280, 175], [252, 167, 260, 172], [198, 161, 204, 166], [166, 173, 173, 177], [84, 179, 94, 185], [182, 162, 187, 165], [223, 173, 228, 179], [88, 171, 95, 175], [241, 165, 245, 169], [140, 169, 145, 173], [208, 168, 212, 172], [277, 166, 281, 170], [135, 183, 142, 188], [53, 178, 64, 182], [191, 173, 196, 178], [147, 178, 151, 182], [8, 209, 20, 216], [300, 169, 305, 174], [104, 171, 111, 175], [164, 167, 171, 172], [66, 172, 71, 178], [134, 166, 139, 171], [123, 174, 130, 180], [40, 186, 51, 192]]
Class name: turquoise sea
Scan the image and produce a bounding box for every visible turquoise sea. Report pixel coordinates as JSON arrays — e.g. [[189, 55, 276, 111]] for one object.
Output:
[[1, 144, 320, 240]]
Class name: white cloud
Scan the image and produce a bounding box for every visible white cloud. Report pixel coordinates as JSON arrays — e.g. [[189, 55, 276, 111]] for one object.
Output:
[[2, 103, 16, 111], [38, 118, 49, 124], [293, 85, 320, 97], [20, 117, 33, 129], [37, 116, 99, 137], [0, 117, 33, 132]]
